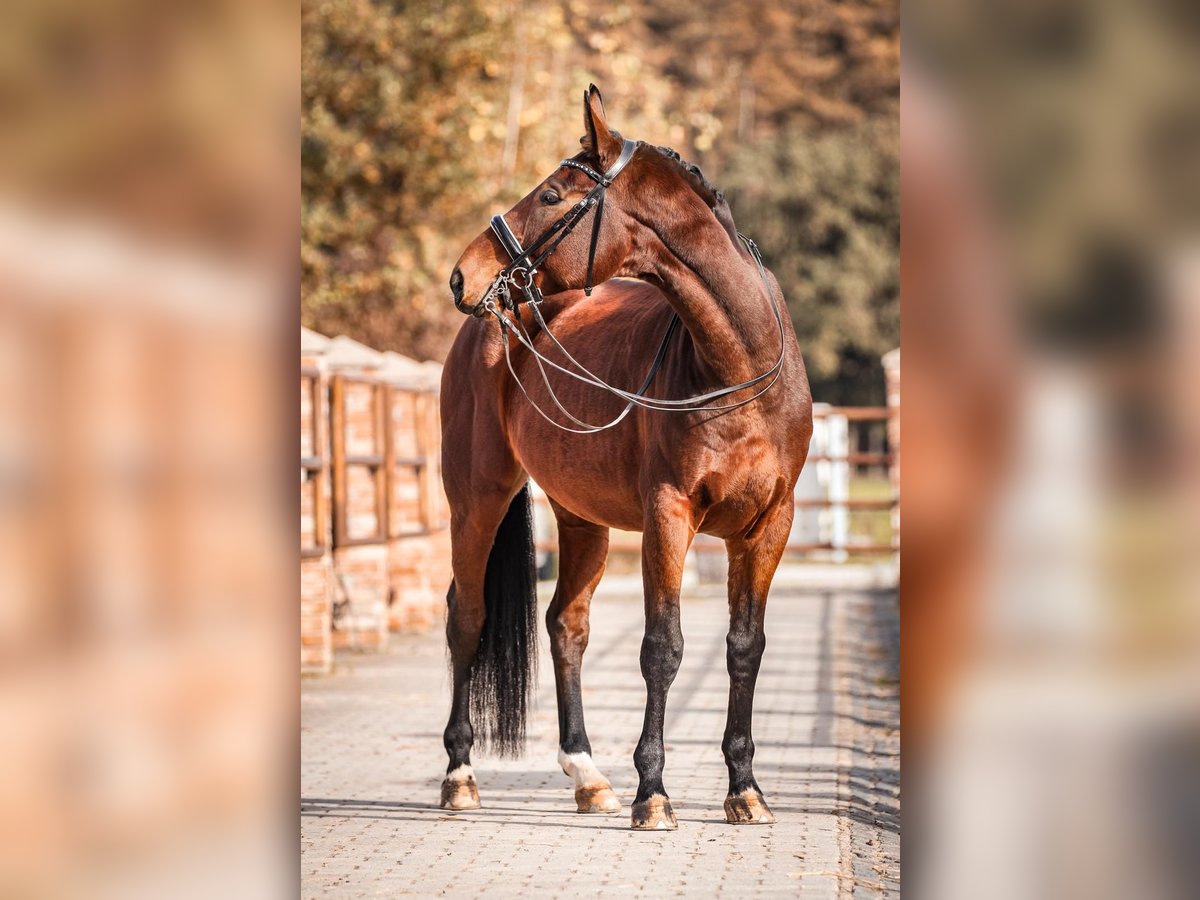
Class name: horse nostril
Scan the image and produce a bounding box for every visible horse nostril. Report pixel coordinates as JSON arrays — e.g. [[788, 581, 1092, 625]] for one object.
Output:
[[450, 268, 464, 303]]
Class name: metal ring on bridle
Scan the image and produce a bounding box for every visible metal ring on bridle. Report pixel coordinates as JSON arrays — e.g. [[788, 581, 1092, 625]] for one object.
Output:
[[508, 267, 534, 290]]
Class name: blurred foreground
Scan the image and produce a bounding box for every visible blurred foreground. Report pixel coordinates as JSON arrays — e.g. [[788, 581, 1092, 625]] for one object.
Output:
[[0, 1, 295, 897], [903, 1, 1200, 896]]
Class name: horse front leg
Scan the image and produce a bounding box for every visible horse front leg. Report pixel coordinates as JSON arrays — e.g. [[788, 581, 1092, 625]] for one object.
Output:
[[546, 504, 619, 813], [721, 498, 792, 824], [630, 489, 692, 830]]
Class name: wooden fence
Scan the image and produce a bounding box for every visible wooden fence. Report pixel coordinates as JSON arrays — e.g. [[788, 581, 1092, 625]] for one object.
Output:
[[531, 404, 898, 569]]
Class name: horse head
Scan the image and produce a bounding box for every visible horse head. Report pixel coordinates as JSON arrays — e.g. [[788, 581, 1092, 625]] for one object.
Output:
[[449, 85, 735, 315]]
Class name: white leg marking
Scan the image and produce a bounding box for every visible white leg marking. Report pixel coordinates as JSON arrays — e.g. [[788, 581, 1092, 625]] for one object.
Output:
[[446, 764, 475, 783], [558, 750, 609, 789]]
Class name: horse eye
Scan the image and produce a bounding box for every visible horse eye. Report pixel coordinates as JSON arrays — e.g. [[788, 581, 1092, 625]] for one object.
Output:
[[541, 190, 561, 205]]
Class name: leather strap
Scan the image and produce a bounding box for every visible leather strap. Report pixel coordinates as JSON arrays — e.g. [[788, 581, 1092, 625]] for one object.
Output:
[[487, 138, 638, 303], [490, 214, 526, 264], [584, 190, 604, 295], [600, 138, 637, 183], [491, 233, 787, 422]]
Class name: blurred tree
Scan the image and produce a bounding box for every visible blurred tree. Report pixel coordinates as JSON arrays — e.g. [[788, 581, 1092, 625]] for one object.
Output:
[[301, 0, 513, 357], [597, 0, 900, 160], [301, 0, 899, 401], [725, 121, 899, 405]]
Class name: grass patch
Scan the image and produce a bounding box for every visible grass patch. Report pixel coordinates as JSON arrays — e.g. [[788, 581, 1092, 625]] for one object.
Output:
[[849, 474, 895, 549]]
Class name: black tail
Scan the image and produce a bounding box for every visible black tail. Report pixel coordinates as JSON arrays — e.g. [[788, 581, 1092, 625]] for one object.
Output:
[[469, 484, 538, 757]]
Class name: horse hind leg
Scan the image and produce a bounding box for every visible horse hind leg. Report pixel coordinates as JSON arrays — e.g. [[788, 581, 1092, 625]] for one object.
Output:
[[441, 481, 537, 810], [546, 504, 619, 813], [442, 566, 483, 810], [721, 499, 793, 825]]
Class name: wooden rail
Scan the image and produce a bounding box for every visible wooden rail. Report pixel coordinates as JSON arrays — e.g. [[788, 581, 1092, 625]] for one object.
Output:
[[327, 373, 445, 549], [532, 533, 897, 557], [813, 406, 894, 420], [383, 385, 438, 538]]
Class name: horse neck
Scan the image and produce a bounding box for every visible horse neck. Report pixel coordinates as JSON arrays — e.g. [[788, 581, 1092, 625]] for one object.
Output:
[[643, 216, 779, 386]]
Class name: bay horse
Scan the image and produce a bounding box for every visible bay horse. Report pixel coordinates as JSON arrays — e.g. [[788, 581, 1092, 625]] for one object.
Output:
[[439, 85, 812, 830]]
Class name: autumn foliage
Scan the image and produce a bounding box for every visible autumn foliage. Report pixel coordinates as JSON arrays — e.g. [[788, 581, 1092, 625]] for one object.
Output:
[[301, 0, 899, 402]]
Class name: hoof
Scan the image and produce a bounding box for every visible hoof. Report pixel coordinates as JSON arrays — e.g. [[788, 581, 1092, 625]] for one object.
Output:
[[575, 785, 621, 814], [724, 788, 776, 825], [630, 795, 678, 831], [439, 776, 480, 810]]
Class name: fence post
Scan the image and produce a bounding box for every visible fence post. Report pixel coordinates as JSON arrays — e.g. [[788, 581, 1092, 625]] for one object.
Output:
[[828, 411, 850, 562], [794, 403, 827, 549], [882, 348, 900, 553]]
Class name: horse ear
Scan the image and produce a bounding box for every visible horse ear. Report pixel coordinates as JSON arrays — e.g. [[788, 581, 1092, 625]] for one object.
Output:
[[579, 84, 622, 168]]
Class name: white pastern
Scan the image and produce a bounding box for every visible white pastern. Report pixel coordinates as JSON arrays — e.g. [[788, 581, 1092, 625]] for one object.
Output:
[[446, 764, 475, 784], [557, 749, 610, 789]]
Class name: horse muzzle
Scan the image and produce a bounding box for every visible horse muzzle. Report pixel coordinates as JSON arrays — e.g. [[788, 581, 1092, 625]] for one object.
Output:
[[450, 268, 488, 317]]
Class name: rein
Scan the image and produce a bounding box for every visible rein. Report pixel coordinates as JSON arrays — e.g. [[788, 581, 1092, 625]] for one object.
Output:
[[464, 140, 787, 433]]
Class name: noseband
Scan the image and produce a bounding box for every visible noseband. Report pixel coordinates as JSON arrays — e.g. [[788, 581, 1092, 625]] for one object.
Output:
[[458, 138, 637, 317]]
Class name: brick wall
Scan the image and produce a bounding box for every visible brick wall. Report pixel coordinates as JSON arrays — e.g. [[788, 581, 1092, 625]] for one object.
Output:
[[330, 543, 390, 651], [300, 330, 452, 672], [385, 387, 449, 633], [300, 556, 332, 672], [387, 530, 452, 632], [330, 373, 390, 650]]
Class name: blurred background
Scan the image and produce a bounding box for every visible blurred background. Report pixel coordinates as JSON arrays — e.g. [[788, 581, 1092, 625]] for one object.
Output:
[[1, 0, 295, 897], [300, 0, 899, 406]]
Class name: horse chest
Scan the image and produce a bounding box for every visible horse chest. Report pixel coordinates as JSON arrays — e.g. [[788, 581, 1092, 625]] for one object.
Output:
[[665, 420, 791, 536]]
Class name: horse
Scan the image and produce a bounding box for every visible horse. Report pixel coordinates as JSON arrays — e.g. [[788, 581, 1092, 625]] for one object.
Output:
[[439, 85, 813, 831]]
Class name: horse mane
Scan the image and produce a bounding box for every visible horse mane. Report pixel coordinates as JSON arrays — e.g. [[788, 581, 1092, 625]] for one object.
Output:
[[646, 144, 740, 244]]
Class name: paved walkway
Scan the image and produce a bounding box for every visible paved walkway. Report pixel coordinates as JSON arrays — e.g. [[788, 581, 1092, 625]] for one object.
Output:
[[302, 576, 899, 897]]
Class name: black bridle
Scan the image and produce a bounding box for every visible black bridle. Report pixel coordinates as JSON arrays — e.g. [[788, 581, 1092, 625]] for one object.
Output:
[[457, 138, 638, 317], [456, 137, 787, 432]]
